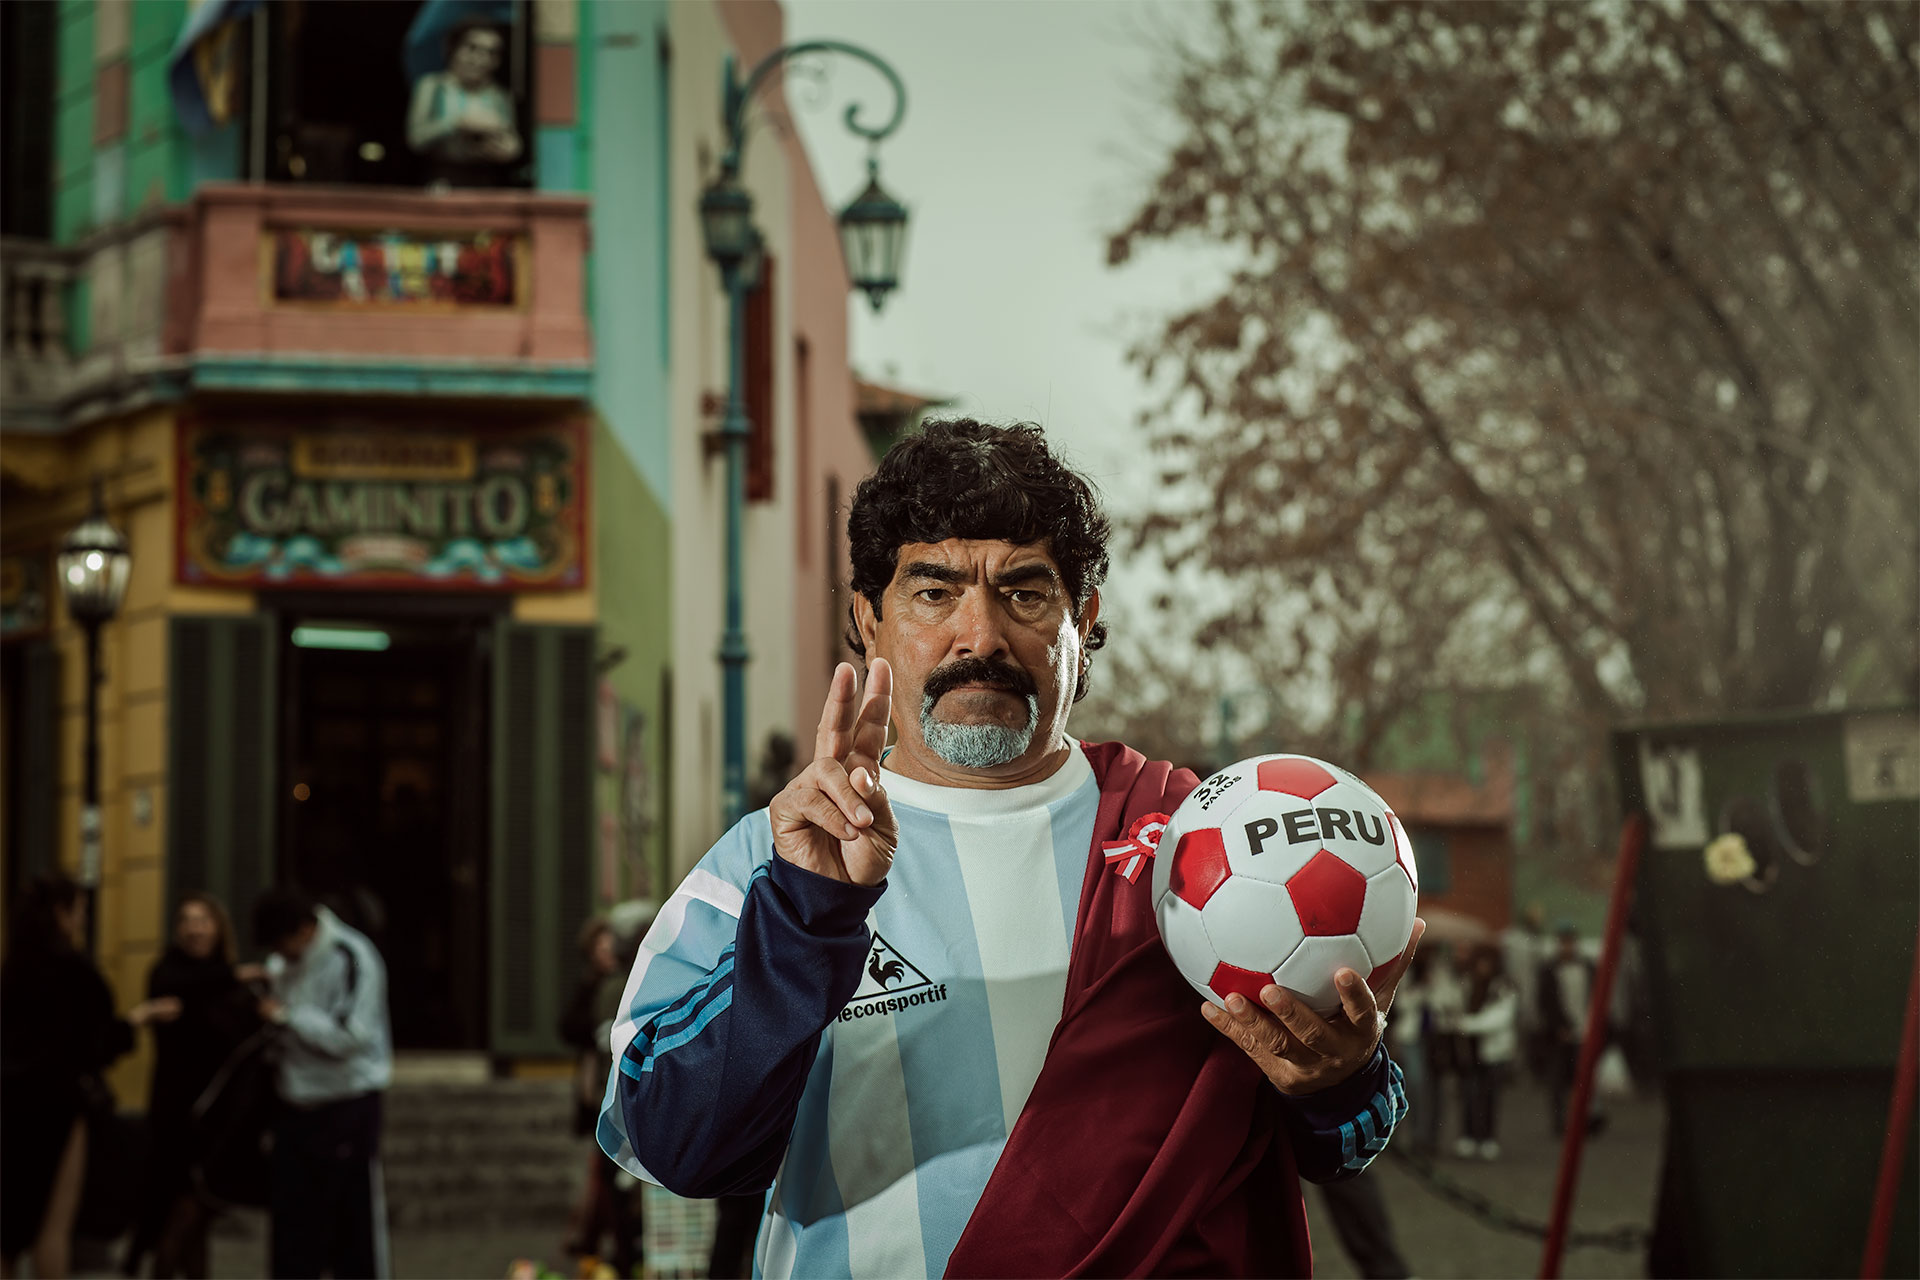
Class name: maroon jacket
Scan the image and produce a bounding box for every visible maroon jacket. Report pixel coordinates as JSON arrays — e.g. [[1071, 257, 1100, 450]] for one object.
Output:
[[946, 741, 1320, 1278]]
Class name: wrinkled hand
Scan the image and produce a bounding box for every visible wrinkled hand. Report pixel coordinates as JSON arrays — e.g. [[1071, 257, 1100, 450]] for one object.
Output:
[[1203, 919, 1426, 1095], [770, 660, 897, 887]]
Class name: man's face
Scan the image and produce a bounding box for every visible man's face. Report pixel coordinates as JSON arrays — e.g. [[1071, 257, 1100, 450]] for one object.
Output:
[[856, 539, 1098, 782], [275, 920, 319, 963]]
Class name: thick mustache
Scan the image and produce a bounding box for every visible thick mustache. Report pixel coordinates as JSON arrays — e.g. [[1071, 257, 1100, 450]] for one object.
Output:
[[922, 658, 1037, 702]]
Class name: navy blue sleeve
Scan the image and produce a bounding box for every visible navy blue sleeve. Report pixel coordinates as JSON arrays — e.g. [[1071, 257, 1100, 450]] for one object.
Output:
[[1281, 1044, 1406, 1184], [616, 856, 883, 1197]]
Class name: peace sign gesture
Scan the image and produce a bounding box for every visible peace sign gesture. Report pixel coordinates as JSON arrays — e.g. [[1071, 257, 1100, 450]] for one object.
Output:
[[770, 660, 898, 887]]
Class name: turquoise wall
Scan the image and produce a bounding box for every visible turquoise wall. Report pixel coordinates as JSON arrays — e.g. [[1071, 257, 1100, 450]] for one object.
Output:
[[571, 0, 676, 900], [583, 0, 673, 510]]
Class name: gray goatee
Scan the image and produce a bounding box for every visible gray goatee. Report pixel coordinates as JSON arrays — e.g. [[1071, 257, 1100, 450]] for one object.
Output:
[[920, 691, 1040, 769]]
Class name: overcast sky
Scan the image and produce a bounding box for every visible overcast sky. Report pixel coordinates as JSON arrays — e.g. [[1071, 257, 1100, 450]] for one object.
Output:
[[781, 0, 1222, 524]]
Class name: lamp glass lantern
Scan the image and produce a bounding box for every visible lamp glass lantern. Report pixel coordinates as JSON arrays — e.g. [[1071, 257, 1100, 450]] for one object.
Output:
[[837, 165, 909, 312], [700, 174, 757, 273], [58, 497, 132, 626]]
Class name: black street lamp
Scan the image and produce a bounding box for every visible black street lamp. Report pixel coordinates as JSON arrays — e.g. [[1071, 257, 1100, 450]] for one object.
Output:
[[837, 162, 910, 312], [58, 479, 131, 953], [699, 41, 909, 828]]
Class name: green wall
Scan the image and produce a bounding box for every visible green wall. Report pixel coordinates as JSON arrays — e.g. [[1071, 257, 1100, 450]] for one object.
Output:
[[591, 415, 674, 902], [52, 0, 94, 242]]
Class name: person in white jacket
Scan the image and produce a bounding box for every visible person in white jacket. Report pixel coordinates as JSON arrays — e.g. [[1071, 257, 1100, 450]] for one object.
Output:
[[1455, 946, 1519, 1161], [253, 888, 393, 1278]]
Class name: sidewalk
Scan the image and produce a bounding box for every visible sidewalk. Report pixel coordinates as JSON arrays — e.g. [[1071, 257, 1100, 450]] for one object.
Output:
[[1307, 1077, 1662, 1279], [78, 1078, 1656, 1279]]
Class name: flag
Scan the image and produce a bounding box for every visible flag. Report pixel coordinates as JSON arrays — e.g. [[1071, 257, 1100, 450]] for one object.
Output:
[[166, 0, 260, 136]]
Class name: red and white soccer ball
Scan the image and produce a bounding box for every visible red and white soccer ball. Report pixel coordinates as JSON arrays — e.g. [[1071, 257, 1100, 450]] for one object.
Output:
[[1152, 754, 1419, 1014]]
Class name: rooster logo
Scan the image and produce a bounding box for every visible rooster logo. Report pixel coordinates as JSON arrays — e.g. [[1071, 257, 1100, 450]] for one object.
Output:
[[869, 948, 907, 989]]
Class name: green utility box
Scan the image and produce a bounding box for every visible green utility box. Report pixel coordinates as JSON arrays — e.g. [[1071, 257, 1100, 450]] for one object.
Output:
[[1611, 706, 1919, 1278]]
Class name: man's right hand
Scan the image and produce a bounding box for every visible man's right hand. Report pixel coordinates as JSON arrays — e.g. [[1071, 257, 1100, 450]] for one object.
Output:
[[771, 660, 897, 887]]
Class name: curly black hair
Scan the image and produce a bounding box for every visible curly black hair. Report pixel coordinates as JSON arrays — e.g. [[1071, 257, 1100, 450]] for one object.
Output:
[[845, 418, 1111, 701]]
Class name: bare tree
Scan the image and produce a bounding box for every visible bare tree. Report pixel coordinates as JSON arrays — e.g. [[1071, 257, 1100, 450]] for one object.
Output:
[[1110, 0, 1919, 758]]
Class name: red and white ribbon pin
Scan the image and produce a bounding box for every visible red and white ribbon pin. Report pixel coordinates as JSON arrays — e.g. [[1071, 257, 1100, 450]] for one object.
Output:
[[1103, 812, 1171, 884]]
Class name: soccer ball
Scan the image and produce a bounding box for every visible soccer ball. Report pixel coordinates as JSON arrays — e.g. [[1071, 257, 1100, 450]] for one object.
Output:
[[1152, 754, 1419, 1014]]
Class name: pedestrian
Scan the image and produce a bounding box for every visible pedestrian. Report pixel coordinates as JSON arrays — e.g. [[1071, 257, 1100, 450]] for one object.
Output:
[[1537, 921, 1606, 1136], [1425, 944, 1468, 1152], [1, 873, 179, 1279], [1499, 901, 1551, 1082], [560, 916, 634, 1271], [124, 893, 262, 1279], [251, 886, 393, 1279], [597, 420, 1422, 1277], [1386, 952, 1436, 1157], [1455, 945, 1519, 1160]]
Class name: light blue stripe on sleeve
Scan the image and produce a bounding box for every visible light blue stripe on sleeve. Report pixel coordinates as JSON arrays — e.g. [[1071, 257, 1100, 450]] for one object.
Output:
[[640, 985, 735, 1073], [652, 950, 739, 1036], [600, 813, 771, 1177]]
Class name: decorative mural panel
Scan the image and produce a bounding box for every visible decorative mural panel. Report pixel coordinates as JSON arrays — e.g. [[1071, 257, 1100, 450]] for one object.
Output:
[[269, 228, 525, 307], [178, 418, 587, 591]]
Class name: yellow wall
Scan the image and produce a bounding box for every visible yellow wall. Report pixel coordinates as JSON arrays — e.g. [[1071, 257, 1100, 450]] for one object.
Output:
[[2, 407, 253, 1107]]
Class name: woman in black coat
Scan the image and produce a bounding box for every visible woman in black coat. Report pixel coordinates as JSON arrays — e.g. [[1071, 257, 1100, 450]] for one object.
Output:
[[123, 893, 259, 1278], [1, 873, 178, 1279]]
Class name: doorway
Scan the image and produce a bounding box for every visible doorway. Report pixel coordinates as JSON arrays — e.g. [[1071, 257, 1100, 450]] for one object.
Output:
[[277, 608, 492, 1050]]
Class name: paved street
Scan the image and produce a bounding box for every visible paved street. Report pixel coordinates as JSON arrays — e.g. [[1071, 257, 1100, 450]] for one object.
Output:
[[1308, 1078, 1662, 1280], [76, 1078, 1658, 1279]]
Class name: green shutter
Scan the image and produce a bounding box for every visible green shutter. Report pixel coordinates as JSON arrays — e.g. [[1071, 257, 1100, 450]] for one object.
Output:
[[167, 615, 278, 932], [490, 621, 595, 1055]]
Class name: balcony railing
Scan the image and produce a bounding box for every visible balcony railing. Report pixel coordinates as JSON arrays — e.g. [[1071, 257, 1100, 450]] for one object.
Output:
[[1, 184, 592, 432], [2, 210, 186, 431]]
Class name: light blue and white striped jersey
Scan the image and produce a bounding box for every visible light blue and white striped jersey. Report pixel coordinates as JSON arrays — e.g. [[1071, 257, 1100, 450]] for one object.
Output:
[[603, 744, 1100, 1279]]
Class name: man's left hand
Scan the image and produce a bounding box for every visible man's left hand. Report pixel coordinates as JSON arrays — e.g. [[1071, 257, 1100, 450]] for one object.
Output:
[[1203, 918, 1425, 1095]]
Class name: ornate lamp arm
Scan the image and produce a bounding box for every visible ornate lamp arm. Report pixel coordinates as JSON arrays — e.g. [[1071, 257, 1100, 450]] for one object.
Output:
[[718, 40, 907, 177]]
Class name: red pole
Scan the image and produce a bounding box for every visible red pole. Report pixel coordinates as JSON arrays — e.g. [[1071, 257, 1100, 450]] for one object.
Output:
[[1538, 812, 1647, 1280], [1860, 927, 1920, 1279]]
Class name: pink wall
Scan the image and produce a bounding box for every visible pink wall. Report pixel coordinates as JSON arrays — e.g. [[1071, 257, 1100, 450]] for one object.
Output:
[[719, 2, 879, 743]]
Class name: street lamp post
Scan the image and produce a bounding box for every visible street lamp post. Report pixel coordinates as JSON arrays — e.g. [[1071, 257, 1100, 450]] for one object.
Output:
[[57, 479, 132, 954], [700, 41, 910, 828]]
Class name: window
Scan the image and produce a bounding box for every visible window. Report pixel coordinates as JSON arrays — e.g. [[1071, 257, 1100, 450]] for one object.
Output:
[[261, 0, 532, 189], [1410, 827, 1451, 895], [1, 0, 55, 237]]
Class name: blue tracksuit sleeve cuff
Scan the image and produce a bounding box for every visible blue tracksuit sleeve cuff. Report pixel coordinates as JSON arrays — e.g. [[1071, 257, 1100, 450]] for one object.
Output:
[[765, 853, 885, 934], [1286, 1042, 1394, 1129], [1280, 1042, 1405, 1182]]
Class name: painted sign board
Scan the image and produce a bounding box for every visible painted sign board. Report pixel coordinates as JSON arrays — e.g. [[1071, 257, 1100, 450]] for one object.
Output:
[[270, 228, 524, 307], [177, 418, 587, 591]]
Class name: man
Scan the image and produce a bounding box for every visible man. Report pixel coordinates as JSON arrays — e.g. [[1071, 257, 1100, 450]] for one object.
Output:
[[252, 888, 393, 1279], [600, 420, 1422, 1277], [1536, 920, 1603, 1136]]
